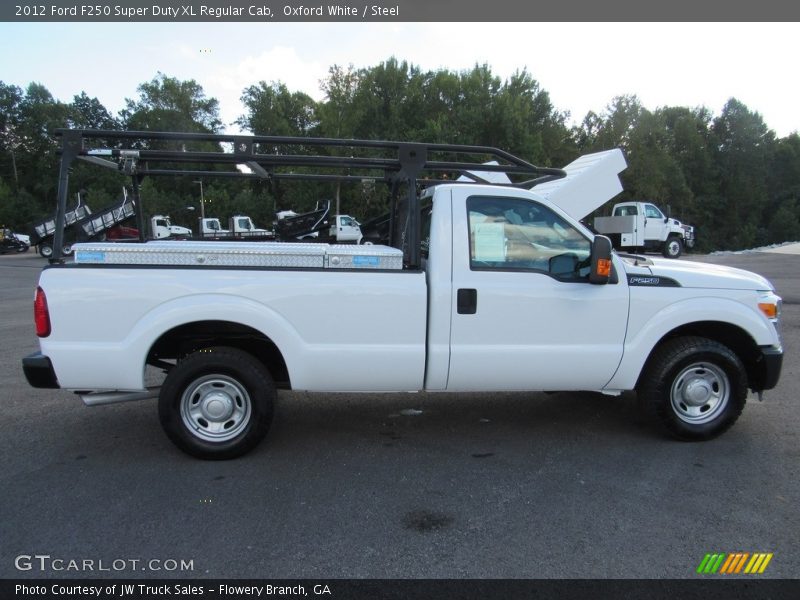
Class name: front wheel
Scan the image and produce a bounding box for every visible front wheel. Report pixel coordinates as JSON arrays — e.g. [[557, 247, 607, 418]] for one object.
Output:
[[639, 336, 747, 440], [158, 347, 275, 459], [38, 244, 53, 258], [662, 235, 683, 258]]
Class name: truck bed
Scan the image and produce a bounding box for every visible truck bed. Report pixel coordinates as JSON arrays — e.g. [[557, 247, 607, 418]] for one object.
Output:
[[41, 241, 426, 392]]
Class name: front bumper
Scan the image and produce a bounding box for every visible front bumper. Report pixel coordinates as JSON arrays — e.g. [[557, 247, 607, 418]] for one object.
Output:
[[755, 346, 783, 391], [22, 352, 60, 389]]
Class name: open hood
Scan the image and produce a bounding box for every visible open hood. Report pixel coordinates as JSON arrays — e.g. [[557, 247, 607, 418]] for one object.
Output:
[[531, 149, 627, 221]]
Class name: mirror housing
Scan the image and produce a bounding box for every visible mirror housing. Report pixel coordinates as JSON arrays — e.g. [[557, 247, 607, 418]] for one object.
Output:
[[590, 235, 613, 285]]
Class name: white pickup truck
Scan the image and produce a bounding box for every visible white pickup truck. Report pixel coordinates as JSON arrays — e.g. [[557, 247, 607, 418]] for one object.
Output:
[[22, 130, 784, 459]]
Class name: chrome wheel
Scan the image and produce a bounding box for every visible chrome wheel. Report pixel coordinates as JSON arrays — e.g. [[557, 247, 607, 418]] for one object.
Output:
[[670, 362, 729, 424], [180, 374, 252, 442]]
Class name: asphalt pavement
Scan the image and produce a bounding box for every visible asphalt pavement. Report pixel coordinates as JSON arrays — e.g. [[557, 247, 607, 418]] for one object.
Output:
[[1, 249, 797, 580]]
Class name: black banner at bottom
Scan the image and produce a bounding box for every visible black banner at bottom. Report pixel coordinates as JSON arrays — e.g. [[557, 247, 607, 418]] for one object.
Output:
[[3, 579, 800, 600]]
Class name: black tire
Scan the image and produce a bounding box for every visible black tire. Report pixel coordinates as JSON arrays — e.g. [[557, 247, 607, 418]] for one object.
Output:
[[639, 336, 747, 440], [158, 347, 275, 459], [662, 235, 683, 258], [39, 244, 53, 258]]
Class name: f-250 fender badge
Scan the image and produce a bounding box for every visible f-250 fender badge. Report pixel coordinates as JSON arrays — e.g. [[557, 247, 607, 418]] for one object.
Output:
[[627, 275, 681, 287]]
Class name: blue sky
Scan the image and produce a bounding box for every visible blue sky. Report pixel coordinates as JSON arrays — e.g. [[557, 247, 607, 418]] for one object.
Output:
[[2, 22, 797, 137]]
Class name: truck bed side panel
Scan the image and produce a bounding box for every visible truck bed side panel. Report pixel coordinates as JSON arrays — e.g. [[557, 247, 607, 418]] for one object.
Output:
[[38, 266, 427, 392]]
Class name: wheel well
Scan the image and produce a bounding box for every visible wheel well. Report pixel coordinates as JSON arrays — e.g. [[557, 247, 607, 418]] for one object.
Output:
[[639, 321, 762, 390], [147, 320, 291, 389]]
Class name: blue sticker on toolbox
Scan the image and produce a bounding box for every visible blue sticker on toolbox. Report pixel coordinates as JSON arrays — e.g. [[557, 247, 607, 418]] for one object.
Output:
[[77, 251, 106, 263], [353, 255, 380, 266]]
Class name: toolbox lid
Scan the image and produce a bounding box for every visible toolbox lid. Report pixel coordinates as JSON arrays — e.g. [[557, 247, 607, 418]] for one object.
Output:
[[73, 240, 404, 270]]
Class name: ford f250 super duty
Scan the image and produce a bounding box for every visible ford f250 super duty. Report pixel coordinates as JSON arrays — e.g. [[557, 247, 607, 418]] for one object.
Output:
[[22, 130, 783, 459]]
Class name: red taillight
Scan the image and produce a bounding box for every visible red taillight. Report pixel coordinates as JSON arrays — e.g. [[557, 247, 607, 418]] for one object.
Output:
[[34, 286, 51, 337]]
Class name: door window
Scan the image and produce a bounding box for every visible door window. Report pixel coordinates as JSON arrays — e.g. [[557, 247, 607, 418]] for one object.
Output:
[[644, 205, 663, 219], [467, 196, 591, 280]]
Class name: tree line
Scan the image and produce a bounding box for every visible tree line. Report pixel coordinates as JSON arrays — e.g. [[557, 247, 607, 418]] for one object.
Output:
[[1, 58, 798, 251]]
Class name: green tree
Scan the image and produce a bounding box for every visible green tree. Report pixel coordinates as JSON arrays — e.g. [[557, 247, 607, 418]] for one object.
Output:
[[318, 64, 362, 215], [236, 81, 320, 211], [120, 73, 222, 134], [237, 81, 318, 136], [118, 74, 225, 217], [351, 58, 425, 140], [711, 98, 775, 249], [765, 133, 800, 243], [0, 82, 24, 188], [68, 92, 119, 130]]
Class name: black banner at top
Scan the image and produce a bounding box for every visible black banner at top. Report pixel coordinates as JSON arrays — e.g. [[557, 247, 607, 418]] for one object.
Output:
[[3, 0, 800, 22]]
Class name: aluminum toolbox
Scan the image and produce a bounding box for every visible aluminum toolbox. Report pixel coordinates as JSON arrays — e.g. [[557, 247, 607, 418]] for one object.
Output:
[[73, 241, 404, 270]]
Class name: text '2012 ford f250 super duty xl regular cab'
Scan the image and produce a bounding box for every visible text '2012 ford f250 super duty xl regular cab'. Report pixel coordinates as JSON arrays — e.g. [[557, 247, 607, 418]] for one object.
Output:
[[22, 130, 783, 459]]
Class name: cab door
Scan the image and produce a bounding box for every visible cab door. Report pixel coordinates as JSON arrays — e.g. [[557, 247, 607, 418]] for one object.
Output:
[[335, 216, 362, 242], [446, 189, 629, 392], [643, 204, 667, 242]]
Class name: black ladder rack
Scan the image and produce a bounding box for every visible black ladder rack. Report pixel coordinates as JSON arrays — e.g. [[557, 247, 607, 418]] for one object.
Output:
[[51, 129, 567, 268]]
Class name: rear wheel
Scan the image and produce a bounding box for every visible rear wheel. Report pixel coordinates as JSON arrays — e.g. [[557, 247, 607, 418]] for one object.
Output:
[[38, 244, 53, 258], [158, 347, 275, 459], [639, 336, 747, 440]]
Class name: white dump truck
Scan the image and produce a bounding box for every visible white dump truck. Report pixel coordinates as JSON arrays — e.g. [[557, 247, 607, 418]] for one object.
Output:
[[150, 215, 192, 240], [198, 216, 273, 240]]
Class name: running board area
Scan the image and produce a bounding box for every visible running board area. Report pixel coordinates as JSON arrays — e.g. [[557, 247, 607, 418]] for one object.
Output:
[[79, 386, 161, 406]]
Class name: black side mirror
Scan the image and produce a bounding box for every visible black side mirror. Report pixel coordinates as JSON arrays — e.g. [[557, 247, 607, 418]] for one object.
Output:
[[590, 235, 613, 285]]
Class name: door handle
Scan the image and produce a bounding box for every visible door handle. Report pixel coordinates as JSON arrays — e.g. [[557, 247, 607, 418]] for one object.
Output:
[[457, 288, 477, 314]]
